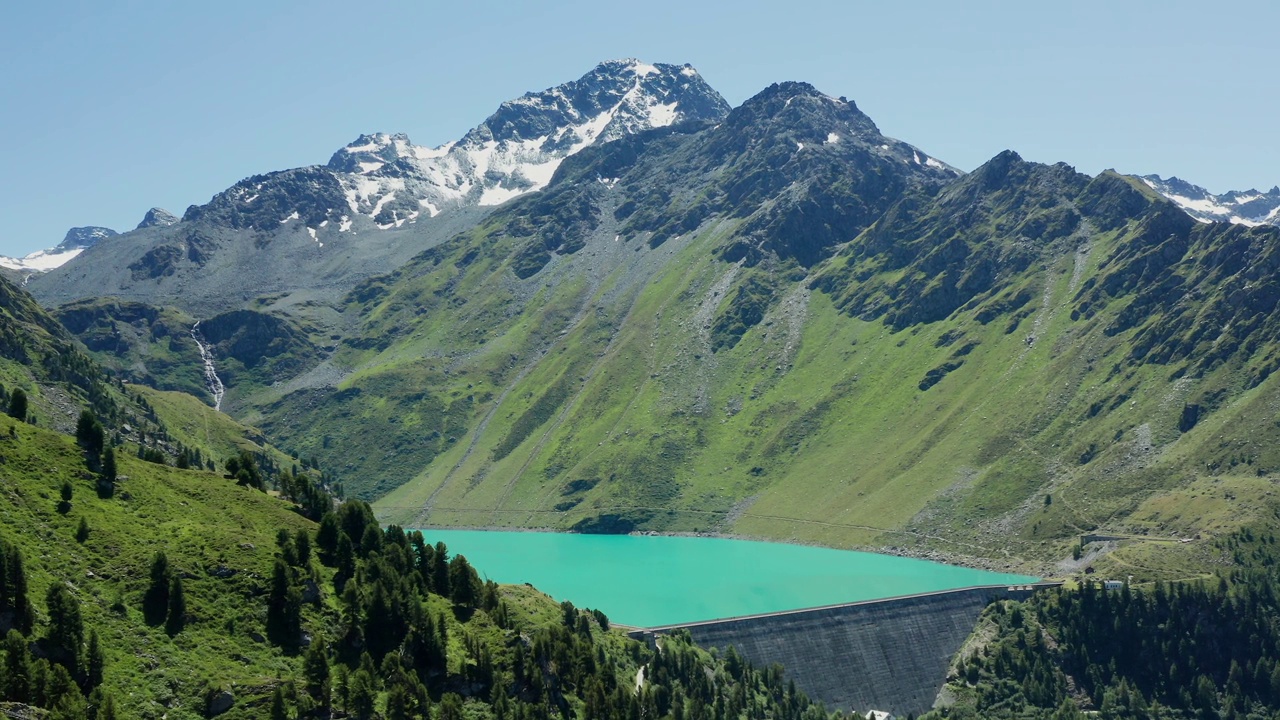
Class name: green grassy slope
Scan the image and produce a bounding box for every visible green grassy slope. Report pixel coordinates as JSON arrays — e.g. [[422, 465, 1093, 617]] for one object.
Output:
[[308, 149, 1278, 581], [130, 384, 300, 474], [0, 421, 317, 718]]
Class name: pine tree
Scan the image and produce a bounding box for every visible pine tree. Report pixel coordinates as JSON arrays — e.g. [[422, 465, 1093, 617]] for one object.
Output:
[[349, 669, 377, 719], [266, 558, 301, 649], [143, 551, 170, 625], [438, 692, 465, 720], [303, 640, 330, 706], [315, 512, 340, 561], [75, 410, 104, 456], [449, 554, 481, 608], [58, 480, 73, 514], [97, 691, 118, 720], [5, 547, 33, 633], [86, 629, 105, 691], [335, 533, 356, 591], [165, 576, 186, 636], [75, 517, 89, 544], [432, 541, 451, 598], [294, 529, 311, 567], [98, 446, 117, 499], [44, 583, 83, 676], [270, 686, 289, 720], [46, 663, 87, 719], [7, 388, 27, 421], [3, 629, 31, 703]]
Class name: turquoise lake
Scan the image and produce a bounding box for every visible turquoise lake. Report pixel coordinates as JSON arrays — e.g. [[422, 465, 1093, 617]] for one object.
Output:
[[411, 530, 1038, 627]]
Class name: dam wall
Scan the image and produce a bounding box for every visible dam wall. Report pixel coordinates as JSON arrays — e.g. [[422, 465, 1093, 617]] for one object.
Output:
[[631, 583, 1055, 718]]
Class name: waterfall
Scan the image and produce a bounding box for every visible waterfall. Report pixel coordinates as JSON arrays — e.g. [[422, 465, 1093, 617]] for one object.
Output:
[[191, 321, 225, 411]]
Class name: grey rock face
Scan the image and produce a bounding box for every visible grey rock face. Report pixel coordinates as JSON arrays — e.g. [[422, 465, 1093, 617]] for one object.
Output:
[[136, 207, 179, 229], [57, 226, 117, 251]]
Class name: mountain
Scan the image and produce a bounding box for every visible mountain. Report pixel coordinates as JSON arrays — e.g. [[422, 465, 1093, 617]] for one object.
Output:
[[323, 59, 730, 220], [136, 206, 179, 229], [33, 62, 1280, 583], [29, 59, 730, 315], [1140, 174, 1280, 226], [273, 138, 1280, 577], [0, 225, 117, 274]]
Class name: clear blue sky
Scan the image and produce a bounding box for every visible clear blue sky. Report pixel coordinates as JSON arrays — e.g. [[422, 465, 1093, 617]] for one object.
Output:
[[2, 0, 1276, 256]]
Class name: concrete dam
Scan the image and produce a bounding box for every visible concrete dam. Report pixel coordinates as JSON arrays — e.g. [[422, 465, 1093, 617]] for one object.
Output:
[[630, 583, 1056, 718]]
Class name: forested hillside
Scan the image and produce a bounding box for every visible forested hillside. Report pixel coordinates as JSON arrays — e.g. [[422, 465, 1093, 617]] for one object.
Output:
[[925, 505, 1280, 719], [0, 417, 839, 719]]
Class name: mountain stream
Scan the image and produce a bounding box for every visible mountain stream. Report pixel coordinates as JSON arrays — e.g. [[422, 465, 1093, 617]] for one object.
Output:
[[191, 321, 225, 411]]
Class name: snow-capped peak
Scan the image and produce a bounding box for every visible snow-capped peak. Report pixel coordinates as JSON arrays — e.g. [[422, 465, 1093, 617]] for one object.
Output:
[[1140, 174, 1280, 227], [316, 60, 730, 228], [327, 133, 416, 175], [0, 225, 118, 273]]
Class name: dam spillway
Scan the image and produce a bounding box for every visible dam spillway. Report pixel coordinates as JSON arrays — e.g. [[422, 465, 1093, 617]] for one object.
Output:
[[630, 583, 1057, 718]]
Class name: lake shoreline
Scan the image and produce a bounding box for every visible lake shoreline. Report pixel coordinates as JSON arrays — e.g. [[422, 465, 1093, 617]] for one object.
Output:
[[405, 527, 1040, 627], [406, 523, 1053, 579]]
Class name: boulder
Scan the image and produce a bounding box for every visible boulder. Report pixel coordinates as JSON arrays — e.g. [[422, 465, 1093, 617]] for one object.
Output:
[[207, 689, 234, 717]]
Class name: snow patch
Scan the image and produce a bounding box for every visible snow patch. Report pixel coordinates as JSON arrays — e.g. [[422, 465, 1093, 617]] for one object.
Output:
[[344, 140, 381, 153], [1167, 193, 1228, 216], [371, 192, 396, 219], [339, 215, 352, 232], [926, 156, 947, 170], [357, 161, 385, 174], [0, 247, 85, 272], [826, 133, 840, 144], [479, 184, 526, 206], [631, 60, 659, 77], [280, 211, 300, 224], [648, 101, 679, 127], [418, 199, 440, 217]]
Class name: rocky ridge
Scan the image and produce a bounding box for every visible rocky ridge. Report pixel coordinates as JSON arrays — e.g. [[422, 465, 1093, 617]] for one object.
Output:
[[183, 59, 731, 233], [1140, 174, 1280, 226], [0, 225, 118, 273]]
